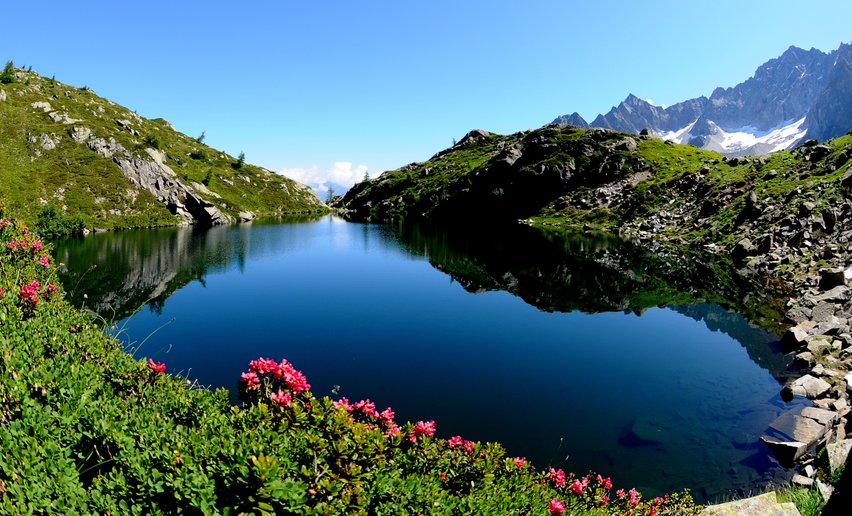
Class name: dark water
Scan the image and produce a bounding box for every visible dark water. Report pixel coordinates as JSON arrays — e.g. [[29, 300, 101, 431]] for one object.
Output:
[[53, 215, 804, 502]]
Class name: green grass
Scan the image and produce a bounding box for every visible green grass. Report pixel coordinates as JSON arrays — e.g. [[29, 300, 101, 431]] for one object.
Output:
[[776, 486, 825, 516]]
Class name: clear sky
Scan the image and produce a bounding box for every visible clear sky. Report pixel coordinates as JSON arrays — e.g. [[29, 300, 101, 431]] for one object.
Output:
[[2, 1, 850, 193]]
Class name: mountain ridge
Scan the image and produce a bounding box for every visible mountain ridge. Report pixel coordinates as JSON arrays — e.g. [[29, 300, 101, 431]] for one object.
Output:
[[0, 64, 326, 231], [554, 42, 852, 156]]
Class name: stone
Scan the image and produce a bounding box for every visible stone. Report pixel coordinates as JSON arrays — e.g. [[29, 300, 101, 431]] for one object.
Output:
[[816, 479, 834, 503], [789, 375, 832, 398], [792, 474, 814, 486], [69, 126, 91, 144], [700, 491, 801, 515], [846, 372, 852, 394], [238, 211, 256, 222], [800, 406, 837, 426], [806, 336, 832, 356], [0, 89, 6, 102], [811, 286, 851, 304], [38, 133, 57, 151], [760, 437, 808, 464], [819, 268, 847, 290], [804, 464, 816, 477], [768, 412, 827, 443], [781, 326, 809, 352], [826, 439, 852, 474], [732, 237, 757, 263], [794, 351, 814, 368], [30, 101, 52, 112], [812, 302, 837, 323], [48, 111, 81, 124]]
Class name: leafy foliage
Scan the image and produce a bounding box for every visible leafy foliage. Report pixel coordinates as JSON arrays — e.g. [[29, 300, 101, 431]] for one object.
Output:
[[0, 60, 15, 84], [33, 204, 86, 239]]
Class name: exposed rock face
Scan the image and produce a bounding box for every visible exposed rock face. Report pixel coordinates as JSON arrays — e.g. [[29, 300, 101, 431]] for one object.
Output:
[[701, 491, 800, 516], [79, 131, 232, 225], [553, 43, 852, 155], [552, 112, 589, 129]]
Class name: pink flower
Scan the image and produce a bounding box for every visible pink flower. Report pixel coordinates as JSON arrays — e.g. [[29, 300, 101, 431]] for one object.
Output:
[[46, 284, 56, 293], [39, 256, 49, 266], [548, 468, 566, 487], [463, 440, 474, 454], [570, 479, 583, 495], [240, 371, 260, 388], [333, 397, 354, 412], [249, 357, 278, 375], [513, 457, 526, 468], [616, 489, 626, 499], [600, 495, 610, 504], [32, 240, 42, 250], [447, 435, 464, 448], [653, 497, 663, 506], [282, 368, 310, 393], [269, 389, 292, 407], [409, 420, 436, 442], [147, 359, 166, 373], [353, 399, 379, 418], [649, 508, 657, 516], [548, 499, 565, 514], [379, 407, 395, 425], [19, 280, 41, 304], [385, 423, 401, 437], [628, 488, 640, 506]]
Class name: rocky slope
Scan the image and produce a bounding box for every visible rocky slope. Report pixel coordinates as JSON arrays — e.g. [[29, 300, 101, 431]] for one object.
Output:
[[554, 43, 852, 156], [0, 65, 325, 230], [337, 124, 852, 477]]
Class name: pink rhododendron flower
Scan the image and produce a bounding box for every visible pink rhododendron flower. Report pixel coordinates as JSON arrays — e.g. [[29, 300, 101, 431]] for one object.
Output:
[[409, 420, 436, 442], [240, 371, 260, 388], [600, 495, 610, 504], [548, 499, 565, 514], [147, 359, 166, 373], [353, 399, 378, 418], [19, 280, 41, 304], [514, 457, 526, 468], [447, 435, 464, 448], [379, 407, 395, 425], [548, 468, 566, 487], [46, 284, 56, 293], [283, 368, 310, 393], [249, 357, 278, 375], [617, 489, 626, 499], [649, 507, 657, 515], [385, 423, 401, 437], [39, 255, 49, 266], [32, 240, 42, 250], [269, 389, 292, 407], [628, 488, 640, 506], [570, 479, 584, 495], [463, 440, 474, 454], [333, 397, 354, 412]]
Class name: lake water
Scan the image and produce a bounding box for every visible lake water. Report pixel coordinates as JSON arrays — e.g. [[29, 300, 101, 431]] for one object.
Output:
[[52, 215, 805, 503]]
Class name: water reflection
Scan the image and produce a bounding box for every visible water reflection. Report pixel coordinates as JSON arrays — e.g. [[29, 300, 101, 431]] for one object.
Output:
[[51, 216, 798, 502]]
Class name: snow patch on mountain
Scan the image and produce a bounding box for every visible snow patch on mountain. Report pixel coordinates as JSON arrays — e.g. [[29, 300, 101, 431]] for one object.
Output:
[[657, 117, 808, 156]]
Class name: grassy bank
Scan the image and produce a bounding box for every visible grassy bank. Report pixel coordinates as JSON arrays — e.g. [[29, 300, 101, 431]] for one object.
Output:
[[0, 209, 701, 513]]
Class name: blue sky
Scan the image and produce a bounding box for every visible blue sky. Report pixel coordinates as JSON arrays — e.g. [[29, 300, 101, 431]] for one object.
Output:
[[2, 1, 850, 193]]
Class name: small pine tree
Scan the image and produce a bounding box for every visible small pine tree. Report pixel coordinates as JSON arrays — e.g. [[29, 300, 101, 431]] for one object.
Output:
[[0, 60, 16, 84], [232, 151, 245, 169], [326, 185, 336, 203], [363, 171, 370, 182], [203, 169, 213, 186], [196, 131, 206, 144]]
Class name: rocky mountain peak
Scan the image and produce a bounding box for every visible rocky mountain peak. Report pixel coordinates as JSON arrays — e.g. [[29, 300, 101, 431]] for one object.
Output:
[[553, 41, 852, 156]]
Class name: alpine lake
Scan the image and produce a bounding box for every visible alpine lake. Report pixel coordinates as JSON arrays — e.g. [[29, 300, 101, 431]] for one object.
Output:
[[52, 215, 810, 503]]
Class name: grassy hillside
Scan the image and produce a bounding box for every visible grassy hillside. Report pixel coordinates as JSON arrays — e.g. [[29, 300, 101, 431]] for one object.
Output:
[[0, 63, 325, 231], [339, 125, 852, 251]]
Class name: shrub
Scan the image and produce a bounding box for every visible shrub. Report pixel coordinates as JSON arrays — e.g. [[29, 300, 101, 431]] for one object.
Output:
[[202, 169, 213, 187], [232, 151, 245, 169], [33, 204, 86, 239], [0, 60, 15, 84], [189, 149, 208, 161], [144, 134, 161, 149]]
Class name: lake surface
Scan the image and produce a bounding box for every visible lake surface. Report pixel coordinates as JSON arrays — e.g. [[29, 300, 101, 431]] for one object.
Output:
[[53, 215, 804, 503]]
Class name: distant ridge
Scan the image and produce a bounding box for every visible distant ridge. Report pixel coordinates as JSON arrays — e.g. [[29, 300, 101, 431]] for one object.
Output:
[[554, 42, 852, 156]]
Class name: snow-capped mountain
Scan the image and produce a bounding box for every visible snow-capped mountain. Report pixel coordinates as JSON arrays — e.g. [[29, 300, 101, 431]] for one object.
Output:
[[553, 43, 852, 156]]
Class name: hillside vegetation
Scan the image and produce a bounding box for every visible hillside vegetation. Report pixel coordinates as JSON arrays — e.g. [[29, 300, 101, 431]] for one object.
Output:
[[0, 63, 324, 231]]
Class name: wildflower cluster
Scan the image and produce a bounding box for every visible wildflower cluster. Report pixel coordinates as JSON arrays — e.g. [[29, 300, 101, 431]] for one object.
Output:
[[544, 470, 696, 514], [333, 397, 402, 436], [446, 434, 475, 453], [18, 279, 56, 306], [238, 357, 311, 407], [146, 359, 166, 373]]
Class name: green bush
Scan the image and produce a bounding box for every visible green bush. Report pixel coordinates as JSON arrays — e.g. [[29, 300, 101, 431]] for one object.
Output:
[[144, 134, 161, 150], [33, 204, 86, 239], [189, 149, 208, 161], [0, 60, 16, 84]]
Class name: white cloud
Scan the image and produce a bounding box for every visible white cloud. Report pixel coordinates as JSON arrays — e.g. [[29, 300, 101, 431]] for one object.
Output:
[[280, 161, 370, 196]]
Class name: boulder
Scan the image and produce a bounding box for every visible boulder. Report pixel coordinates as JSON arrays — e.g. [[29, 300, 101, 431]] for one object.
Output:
[[30, 101, 52, 112], [819, 267, 847, 290], [788, 374, 832, 399], [69, 126, 92, 144], [811, 302, 837, 323], [767, 412, 828, 443], [826, 439, 852, 474], [701, 491, 800, 515], [732, 237, 758, 264], [781, 326, 809, 352], [0, 89, 6, 102]]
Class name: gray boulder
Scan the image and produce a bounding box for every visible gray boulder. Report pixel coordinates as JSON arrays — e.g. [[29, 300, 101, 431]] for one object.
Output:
[[788, 374, 832, 398], [819, 267, 847, 290]]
